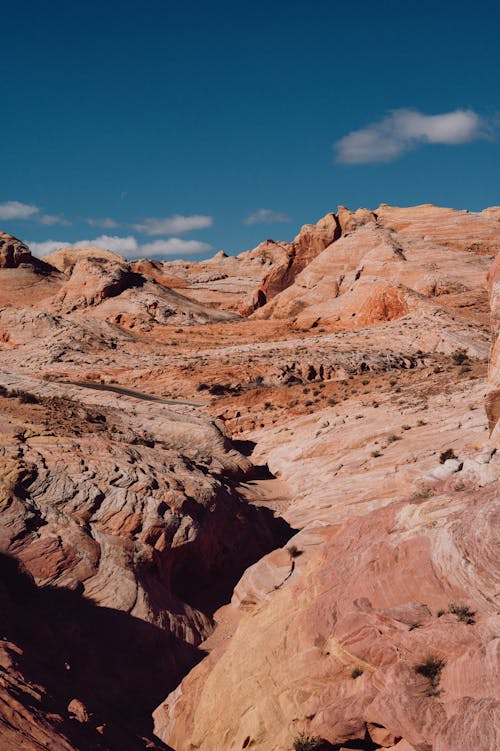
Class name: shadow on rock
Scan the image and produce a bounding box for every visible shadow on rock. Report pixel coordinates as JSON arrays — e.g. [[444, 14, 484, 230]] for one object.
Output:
[[0, 552, 192, 750]]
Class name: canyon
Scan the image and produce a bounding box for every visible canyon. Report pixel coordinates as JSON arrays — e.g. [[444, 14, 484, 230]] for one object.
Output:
[[0, 203, 499, 751]]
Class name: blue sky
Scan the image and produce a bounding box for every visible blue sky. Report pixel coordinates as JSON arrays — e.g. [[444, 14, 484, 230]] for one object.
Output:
[[1, 0, 499, 259]]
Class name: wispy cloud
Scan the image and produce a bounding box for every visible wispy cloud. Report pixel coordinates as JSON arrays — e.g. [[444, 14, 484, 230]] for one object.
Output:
[[335, 108, 492, 164], [244, 208, 290, 225], [39, 213, 71, 226], [0, 201, 40, 220], [0, 200, 70, 225], [85, 217, 119, 229], [133, 214, 213, 235], [28, 235, 212, 260], [137, 238, 213, 257]]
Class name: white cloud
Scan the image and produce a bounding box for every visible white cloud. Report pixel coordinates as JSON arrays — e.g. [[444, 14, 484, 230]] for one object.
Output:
[[0, 200, 70, 225], [245, 208, 290, 225], [27, 240, 67, 256], [0, 201, 40, 220], [28, 235, 212, 260], [136, 238, 213, 257], [134, 214, 213, 235], [85, 217, 119, 229], [39, 213, 71, 226], [335, 108, 491, 164]]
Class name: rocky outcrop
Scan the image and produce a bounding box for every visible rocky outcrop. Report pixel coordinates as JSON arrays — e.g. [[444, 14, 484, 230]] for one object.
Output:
[[151, 207, 500, 751], [0, 369, 293, 746], [154, 362, 500, 751], [252, 206, 499, 327], [246, 213, 340, 313], [155, 487, 499, 751], [157, 241, 289, 313], [486, 254, 500, 442], [55, 257, 141, 308], [0, 245, 240, 329], [0, 371, 289, 630], [42, 245, 126, 273], [0, 554, 170, 750], [0, 232, 33, 267]]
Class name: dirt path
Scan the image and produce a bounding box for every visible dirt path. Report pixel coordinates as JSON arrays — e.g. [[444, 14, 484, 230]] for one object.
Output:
[[60, 380, 205, 407]]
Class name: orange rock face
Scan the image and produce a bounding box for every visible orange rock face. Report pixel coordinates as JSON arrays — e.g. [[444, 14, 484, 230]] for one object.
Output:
[[486, 253, 500, 439]]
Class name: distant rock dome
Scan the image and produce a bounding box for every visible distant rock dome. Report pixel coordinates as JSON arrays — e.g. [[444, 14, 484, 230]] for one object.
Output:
[[42, 245, 126, 273]]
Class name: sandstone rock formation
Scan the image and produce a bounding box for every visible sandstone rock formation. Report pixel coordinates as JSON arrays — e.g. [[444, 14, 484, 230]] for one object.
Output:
[[0, 371, 289, 749], [0, 243, 239, 331], [486, 253, 500, 440], [0, 232, 33, 268], [252, 205, 499, 329], [0, 204, 498, 751], [244, 212, 340, 313], [43, 245, 126, 273]]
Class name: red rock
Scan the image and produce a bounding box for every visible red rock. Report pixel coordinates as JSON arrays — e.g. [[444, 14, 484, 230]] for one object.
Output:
[[67, 698, 90, 723]]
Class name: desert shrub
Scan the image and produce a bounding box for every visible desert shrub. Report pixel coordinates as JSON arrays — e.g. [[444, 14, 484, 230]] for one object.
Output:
[[351, 666, 364, 679], [439, 448, 456, 464], [451, 348, 469, 365], [12, 390, 38, 404], [448, 603, 476, 624], [387, 434, 399, 442], [287, 545, 302, 559], [370, 450, 382, 458], [292, 733, 324, 751], [410, 486, 434, 502], [415, 654, 446, 689]]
